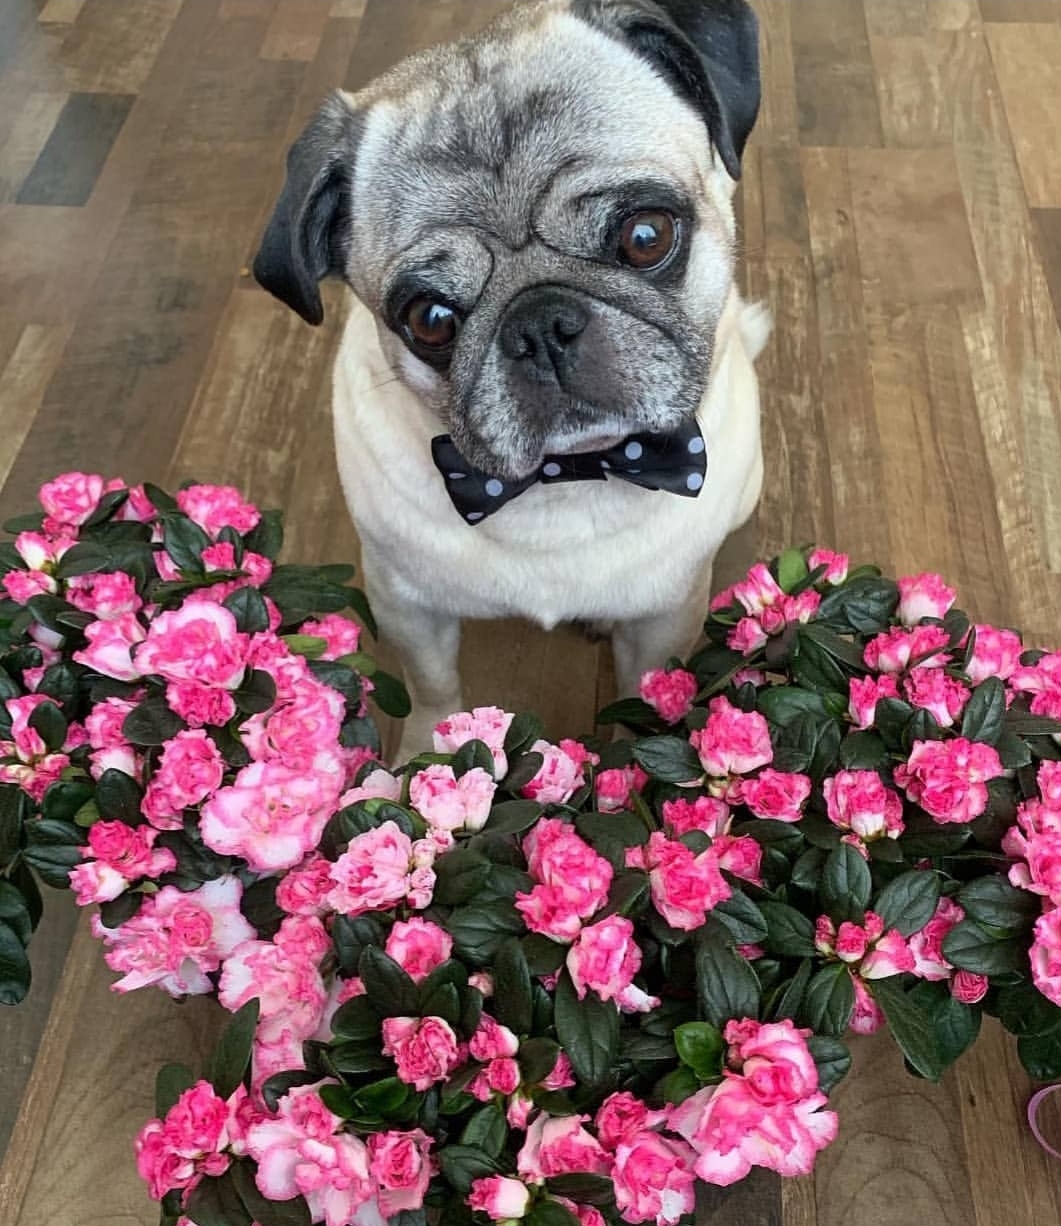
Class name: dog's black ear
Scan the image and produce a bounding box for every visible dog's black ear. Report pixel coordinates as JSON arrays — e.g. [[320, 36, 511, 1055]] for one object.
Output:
[[253, 93, 363, 326], [573, 0, 760, 180]]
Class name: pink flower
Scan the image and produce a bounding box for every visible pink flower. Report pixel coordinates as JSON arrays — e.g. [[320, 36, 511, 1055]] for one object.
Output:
[[706, 833, 763, 885], [639, 668, 698, 724], [863, 623, 950, 674], [468, 1176, 531, 1220], [69, 821, 175, 905], [515, 819, 613, 941], [640, 831, 730, 931], [1031, 908, 1061, 1007], [135, 1080, 232, 1200], [434, 706, 514, 777], [300, 613, 362, 661], [902, 668, 970, 728], [516, 1114, 611, 1181], [1039, 762, 1061, 808], [275, 854, 335, 916], [662, 795, 731, 838], [849, 974, 884, 1034], [595, 1093, 665, 1150], [382, 1015, 462, 1090], [908, 897, 964, 981], [137, 601, 248, 689], [950, 969, 989, 1004], [295, 1133, 376, 1226], [3, 569, 56, 603], [329, 821, 434, 916], [567, 914, 642, 1004], [964, 624, 1024, 685], [669, 1079, 837, 1185], [163, 680, 233, 728], [732, 563, 784, 616], [860, 928, 915, 980], [897, 572, 957, 626], [691, 696, 772, 777], [142, 729, 226, 829], [1007, 816, 1061, 908], [73, 613, 146, 681], [808, 549, 849, 584], [823, 770, 904, 842], [201, 759, 339, 872], [66, 571, 142, 621], [339, 767, 402, 807], [613, 1131, 696, 1226], [727, 617, 768, 656], [1009, 652, 1061, 719], [409, 764, 496, 839], [542, 1051, 576, 1090], [740, 769, 811, 822], [93, 875, 254, 995], [385, 918, 453, 983], [521, 738, 594, 806], [39, 471, 104, 526], [368, 1130, 435, 1217], [175, 484, 260, 537], [724, 1017, 820, 1104], [847, 673, 900, 730], [893, 738, 1004, 825], [595, 765, 648, 813], [85, 696, 137, 749], [244, 1084, 342, 1201]]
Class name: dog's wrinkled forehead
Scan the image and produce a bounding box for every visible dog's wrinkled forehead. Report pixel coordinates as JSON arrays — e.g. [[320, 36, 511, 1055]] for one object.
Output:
[[347, 9, 713, 292]]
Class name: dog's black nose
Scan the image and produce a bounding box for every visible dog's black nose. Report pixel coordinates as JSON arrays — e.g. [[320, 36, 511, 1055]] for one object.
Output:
[[499, 287, 589, 379]]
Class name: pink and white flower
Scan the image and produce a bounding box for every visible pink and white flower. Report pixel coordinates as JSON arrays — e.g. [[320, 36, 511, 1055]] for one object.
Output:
[[896, 572, 957, 626], [433, 707, 513, 777], [740, 769, 811, 823], [409, 763, 496, 840], [823, 770, 904, 843], [521, 738, 596, 806], [381, 1015, 462, 1090], [691, 696, 772, 778], [639, 668, 698, 725], [893, 738, 1004, 825]]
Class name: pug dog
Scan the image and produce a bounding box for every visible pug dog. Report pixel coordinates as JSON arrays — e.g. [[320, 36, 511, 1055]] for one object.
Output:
[[254, 0, 768, 759]]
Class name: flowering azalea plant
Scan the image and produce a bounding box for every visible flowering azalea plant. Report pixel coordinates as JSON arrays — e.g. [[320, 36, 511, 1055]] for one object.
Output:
[[3, 478, 1061, 1226]]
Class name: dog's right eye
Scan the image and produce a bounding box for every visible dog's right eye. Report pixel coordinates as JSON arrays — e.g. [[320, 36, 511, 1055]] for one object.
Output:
[[404, 297, 460, 353]]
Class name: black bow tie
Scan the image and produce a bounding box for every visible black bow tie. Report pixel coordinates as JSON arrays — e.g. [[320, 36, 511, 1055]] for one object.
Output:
[[431, 419, 708, 524]]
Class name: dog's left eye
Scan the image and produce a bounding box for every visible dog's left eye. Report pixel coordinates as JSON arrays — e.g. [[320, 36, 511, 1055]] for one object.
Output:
[[404, 297, 460, 352], [617, 210, 679, 271]]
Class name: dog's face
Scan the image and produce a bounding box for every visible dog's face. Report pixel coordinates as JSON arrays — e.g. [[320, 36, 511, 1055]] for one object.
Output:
[[255, 0, 760, 480]]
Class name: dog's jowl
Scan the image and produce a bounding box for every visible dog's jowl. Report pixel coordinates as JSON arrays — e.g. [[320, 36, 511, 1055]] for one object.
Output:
[[254, 0, 770, 758]]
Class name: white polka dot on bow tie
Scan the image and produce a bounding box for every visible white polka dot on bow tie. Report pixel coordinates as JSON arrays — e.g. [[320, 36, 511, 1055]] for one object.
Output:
[[467, 511, 485, 521], [686, 472, 704, 491], [625, 441, 643, 460], [448, 472, 467, 480], [484, 479, 504, 497], [687, 436, 705, 455], [600, 459, 610, 469], [542, 462, 562, 477]]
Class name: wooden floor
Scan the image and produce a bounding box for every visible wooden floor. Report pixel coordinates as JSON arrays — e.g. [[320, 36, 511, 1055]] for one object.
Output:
[[1, 0, 1060, 1221]]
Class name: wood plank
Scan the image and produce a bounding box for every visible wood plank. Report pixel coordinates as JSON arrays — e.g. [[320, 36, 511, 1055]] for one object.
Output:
[[813, 1028, 976, 1226], [1032, 207, 1061, 324], [699, 1170, 781, 1226], [260, 0, 332, 61], [790, 0, 883, 147], [864, 0, 978, 34], [979, 0, 1061, 19], [16, 91, 133, 206], [870, 30, 979, 147], [55, 0, 183, 94], [0, 323, 73, 492], [952, 29, 1061, 573], [36, 0, 85, 24], [0, 90, 66, 203], [985, 22, 1061, 207], [847, 147, 982, 306], [751, 0, 800, 148]]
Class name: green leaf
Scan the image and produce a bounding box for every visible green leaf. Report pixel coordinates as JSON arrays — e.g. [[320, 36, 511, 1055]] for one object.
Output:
[[28, 699, 67, 753], [0, 880, 33, 945], [243, 507, 283, 560], [805, 1035, 852, 1094], [122, 695, 185, 746], [961, 677, 1006, 745], [528, 1203, 580, 1226], [631, 735, 702, 784], [777, 548, 809, 593], [155, 1063, 196, 1117], [712, 890, 768, 946], [791, 847, 826, 891], [354, 1076, 411, 1115], [53, 541, 114, 580], [371, 670, 411, 719], [330, 914, 384, 977], [41, 780, 95, 825], [898, 822, 972, 858], [330, 994, 381, 1041], [995, 730, 1033, 770], [482, 799, 544, 837], [772, 959, 813, 1022], [21, 840, 82, 887], [756, 687, 830, 726], [501, 751, 545, 794], [759, 902, 817, 957], [695, 922, 761, 1029], [958, 876, 1041, 937], [576, 810, 651, 849], [223, 587, 271, 635], [674, 1020, 724, 1079], [208, 998, 260, 1099], [504, 711, 545, 754], [0, 785, 24, 863], [99, 892, 143, 929], [873, 870, 942, 937], [839, 730, 888, 770], [95, 768, 144, 826], [431, 847, 493, 906], [450, 738, 497, 779], [35, 663, 80, 714], [909, 982, 982, 1068], [519, 1036, 561, 1084], [1004, 712, 1061, 738], [522, 933, 566, 976], [460, 1103, 508, 1159], [820, 844, 871, 924], [800, 963, 854, 1038], [0, 919, 31, 1005], [656, 1065, 701, 1106], [493, 937, 533, 1036], [942, 919, 1027, 976], [596, 697, 659, 728], [230, 1159, 312, 1226], [997, 982, 1061, 1038], [543, 1174, 616, 1208], [1017, 1030, 1061, 1081], [554, 969, 619, 1086], [438, 1145, 502, 1195], [233, 668, 277, 716], [359, 946, 420, 1017], [184, 1171, 254, 1226], [448, 901, 525, 965], [162, 513, 212, 576], [870, 977, 945, 1081]]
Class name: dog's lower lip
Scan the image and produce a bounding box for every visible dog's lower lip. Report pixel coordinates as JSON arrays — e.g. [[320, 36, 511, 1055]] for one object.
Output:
[[543, 429, 625, 455]]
